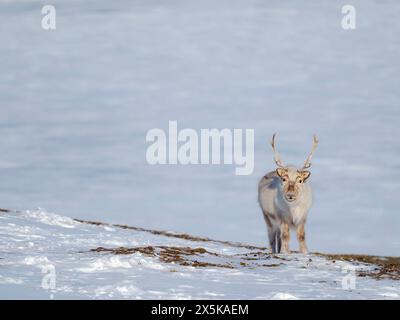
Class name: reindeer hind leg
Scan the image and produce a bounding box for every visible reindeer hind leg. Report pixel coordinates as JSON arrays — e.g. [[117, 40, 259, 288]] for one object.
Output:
[[268, 228, 277, 253], [276, 229, 282, 253], [263, 211, 278, 253]]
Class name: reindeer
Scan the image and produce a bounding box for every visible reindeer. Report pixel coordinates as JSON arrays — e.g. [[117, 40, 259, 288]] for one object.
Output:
[[258, 134, 318, 254]]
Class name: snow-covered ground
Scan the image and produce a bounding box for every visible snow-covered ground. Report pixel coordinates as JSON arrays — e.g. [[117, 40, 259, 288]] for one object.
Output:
[[0, 209, 399, 299], [0, 1, 400, 258]]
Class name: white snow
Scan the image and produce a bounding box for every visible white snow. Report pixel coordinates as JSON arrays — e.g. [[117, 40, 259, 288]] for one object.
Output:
[[0, 209, 399, 299], [270, 293, 299, 300]]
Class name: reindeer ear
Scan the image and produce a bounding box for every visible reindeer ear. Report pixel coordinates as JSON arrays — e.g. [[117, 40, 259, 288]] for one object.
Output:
[[276, 168, 286, 178], [301, 170, 311, 181]]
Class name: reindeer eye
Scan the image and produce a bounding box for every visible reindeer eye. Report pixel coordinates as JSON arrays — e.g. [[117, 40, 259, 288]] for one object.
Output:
[[298, 180, 303, 184], [282, 178, 286, 182]]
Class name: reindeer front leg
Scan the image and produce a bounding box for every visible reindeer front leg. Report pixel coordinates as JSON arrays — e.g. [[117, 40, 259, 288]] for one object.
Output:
[[280, 222, 290, 254], [296, 223, 308, 254]]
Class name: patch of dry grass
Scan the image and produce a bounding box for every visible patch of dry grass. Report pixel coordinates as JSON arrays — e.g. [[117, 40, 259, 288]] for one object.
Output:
[[75, 218, 266, 251], [90, 245, 234, 269], [317, 253, 400, 280]]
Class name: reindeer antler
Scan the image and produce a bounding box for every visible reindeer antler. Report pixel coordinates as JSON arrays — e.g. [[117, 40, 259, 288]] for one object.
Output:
[[302, 135, 319, 170], [270, 133, 285, 168]]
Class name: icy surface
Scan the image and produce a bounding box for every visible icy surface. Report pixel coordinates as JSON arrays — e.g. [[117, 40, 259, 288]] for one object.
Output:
[[0, 209, 399, 299], [0, 0, 400, 256]]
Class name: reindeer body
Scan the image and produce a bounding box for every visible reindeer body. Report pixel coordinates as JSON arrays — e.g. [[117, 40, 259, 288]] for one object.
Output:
[[258, 134, 318, 254], [258, 167, 312, 253]]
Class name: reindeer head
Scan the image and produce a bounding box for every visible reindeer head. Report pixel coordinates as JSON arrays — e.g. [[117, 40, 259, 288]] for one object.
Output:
[[270, 133, 318, 203]]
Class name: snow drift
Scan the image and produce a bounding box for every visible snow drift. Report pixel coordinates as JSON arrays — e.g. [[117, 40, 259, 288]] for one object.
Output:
[[0, 208, 399, 299]]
